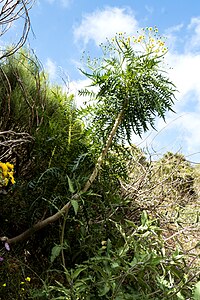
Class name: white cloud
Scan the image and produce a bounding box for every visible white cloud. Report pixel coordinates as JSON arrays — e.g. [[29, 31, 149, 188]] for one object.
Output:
[[164, 23, 184, 51], [177, 113, 200, 153], [158, 112, 200, 155], [67, 78, 99, 107], [186, 17, 200, 52], [73, 7, 138, 46], [45, 58, 57, 81], [156, 17, 200, 159], [167, 52, 200, 110], [45, 0, 72, 8]]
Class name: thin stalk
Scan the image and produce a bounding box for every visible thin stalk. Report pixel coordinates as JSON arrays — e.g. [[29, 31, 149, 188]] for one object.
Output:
[[61, 215, 67, 269], [82, 110, 124, 193]]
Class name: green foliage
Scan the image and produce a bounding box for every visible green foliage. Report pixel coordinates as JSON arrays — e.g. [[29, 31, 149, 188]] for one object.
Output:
[[0, 49, 45, 132], [79, 29, 176, 149], [0, 49, 87, 174], [0, 30, 199, 300], [193, 281, 200, 300], [0, 49, 91, 293], [50, 244, 63, 263], [32, 212, 193, 299], [157, 152, 196, 197]]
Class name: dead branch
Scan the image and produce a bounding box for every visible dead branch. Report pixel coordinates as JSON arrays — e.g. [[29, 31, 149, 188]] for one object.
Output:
[[0, 0, 35, 60]]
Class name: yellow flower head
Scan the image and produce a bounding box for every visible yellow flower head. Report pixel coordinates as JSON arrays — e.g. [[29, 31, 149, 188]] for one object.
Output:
[[6, 162, 14, 170], [0, 162, 15, 185], [4, 178, 9, 186], [0, 162, 8, 173], [10, 175, 15, 185], [25, 277, 31, 282]]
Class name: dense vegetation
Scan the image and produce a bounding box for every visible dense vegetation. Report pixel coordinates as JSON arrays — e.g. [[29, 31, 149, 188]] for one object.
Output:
[[0, 29, 199, 300]]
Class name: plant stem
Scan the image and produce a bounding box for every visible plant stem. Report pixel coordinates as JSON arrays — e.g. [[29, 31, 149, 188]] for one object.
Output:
[[82, 110, 124, 193]]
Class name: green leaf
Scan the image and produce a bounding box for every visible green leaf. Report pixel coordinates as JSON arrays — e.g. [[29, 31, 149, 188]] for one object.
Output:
[[98, 283, 110, 297], [72, 267, 87, 280], [125, 219, 137, 228], [177, 292, 185, 300], [71, 199, 79, 215], [111, 262, 119, 268], [67, 175, 75, 193], [193, 281, 200, 300], [150, 256, 163, 265], [141, 210, 148, 226], [50, 245, 62, 263]]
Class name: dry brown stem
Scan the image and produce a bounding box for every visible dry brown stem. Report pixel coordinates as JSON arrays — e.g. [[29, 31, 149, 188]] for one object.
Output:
[[0, 0, 35, 59]]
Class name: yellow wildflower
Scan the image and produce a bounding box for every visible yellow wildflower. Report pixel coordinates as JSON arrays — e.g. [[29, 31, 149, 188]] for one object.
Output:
[[159, 41, 165, 47], [25, 277, 31, 282], [6, 162, 14, 169], [162, 47, 168, 52], [10, 176, 15, 184], [3, 170, 8, 177], [0, 162, 8, 177], [4, 178, 9, 186]]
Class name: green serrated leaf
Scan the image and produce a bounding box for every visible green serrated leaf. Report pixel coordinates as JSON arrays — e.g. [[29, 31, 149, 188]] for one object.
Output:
[[50, 245, 62, 263], [67, 175, 75, 193], [141, 210, 148, 226], [150, 256, 163, 265], [71, 199, 79, 215], [176, 291, 185, 300], [125, 219, 137, 228], [98, 283, 110, 297], [72, 267, 87, 280]]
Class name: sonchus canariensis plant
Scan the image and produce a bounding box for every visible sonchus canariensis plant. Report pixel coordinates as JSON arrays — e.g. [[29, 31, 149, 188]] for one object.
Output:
[[79, 27, 176, 192]]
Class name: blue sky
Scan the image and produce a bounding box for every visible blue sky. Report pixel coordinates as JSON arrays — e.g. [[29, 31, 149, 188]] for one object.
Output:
[[2, 0, 200, 162]]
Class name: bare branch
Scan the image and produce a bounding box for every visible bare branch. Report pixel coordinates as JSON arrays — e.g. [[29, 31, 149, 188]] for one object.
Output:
[[0, 130, 33, 160], [0, 0, 35, 59]]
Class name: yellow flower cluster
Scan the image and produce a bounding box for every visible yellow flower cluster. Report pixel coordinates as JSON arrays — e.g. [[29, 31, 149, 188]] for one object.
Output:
[[0, 162, 15, 187], [113, 26, 168, 55]]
